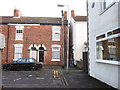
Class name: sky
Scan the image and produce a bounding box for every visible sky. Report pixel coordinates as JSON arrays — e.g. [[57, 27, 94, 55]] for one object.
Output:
[[0, 0, 87, 17]]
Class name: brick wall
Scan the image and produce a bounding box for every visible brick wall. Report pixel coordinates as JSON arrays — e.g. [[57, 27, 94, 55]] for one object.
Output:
[[2, 24, 68, 65]]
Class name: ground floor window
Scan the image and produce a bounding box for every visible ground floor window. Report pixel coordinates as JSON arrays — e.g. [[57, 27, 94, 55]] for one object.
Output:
[[52, 45, 61, 61], [96, 29, 120, 61], [14, 44, 23, 60], [30, 50, 37, 60]]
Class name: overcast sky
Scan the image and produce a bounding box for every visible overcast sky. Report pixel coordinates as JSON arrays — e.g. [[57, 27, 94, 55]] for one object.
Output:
[[0, 0, 87, 17]]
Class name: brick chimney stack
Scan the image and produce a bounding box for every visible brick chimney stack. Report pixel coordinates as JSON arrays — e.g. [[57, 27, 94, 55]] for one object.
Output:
[[14, 9, 22, 17], [71, 10, 75, 18], [64, 11, 67, 20]]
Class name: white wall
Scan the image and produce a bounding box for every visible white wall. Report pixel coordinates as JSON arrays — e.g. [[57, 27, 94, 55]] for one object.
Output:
[[71, 17, 87, 65], [75, 22, 87, 60], [88, 1, 119, 89]]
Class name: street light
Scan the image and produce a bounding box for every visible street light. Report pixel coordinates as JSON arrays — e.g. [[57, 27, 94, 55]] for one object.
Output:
[[57, 4, 70, 72]]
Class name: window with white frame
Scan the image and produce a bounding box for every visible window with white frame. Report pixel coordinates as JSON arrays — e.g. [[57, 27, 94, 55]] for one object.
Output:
[[103, 0, 114, 9], [52, 45, 61, 61], [30, 50, 37, 60], [96, 29, 120, 61], [15, 26, 24, 40], [52, 26, 61, 41], [14, 44, 23, 60]]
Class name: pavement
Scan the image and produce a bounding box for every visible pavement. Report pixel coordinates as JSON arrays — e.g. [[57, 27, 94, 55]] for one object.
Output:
[[2, 65, 117, 89]]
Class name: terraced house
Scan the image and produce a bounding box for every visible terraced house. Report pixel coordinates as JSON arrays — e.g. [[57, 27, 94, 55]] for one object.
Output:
[[1, 9, 68, 65]]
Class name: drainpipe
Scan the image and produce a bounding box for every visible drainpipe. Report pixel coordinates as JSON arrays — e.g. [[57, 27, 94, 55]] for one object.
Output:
[[6, 24, 10, 63], [86, 0, 90, 75], [61, 10, 65, 68]]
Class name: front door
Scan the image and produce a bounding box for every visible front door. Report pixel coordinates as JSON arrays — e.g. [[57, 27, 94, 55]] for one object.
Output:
[[39, 50, 44, 62]]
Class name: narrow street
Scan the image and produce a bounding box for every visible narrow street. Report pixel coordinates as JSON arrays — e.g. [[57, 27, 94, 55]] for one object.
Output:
[[2, 66, 116, 89]]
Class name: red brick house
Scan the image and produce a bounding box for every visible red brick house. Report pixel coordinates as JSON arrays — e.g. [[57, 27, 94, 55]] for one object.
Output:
[[1, 9, 68, 65]]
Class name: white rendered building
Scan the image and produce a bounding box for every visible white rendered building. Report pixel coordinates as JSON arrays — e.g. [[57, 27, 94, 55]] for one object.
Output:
[[88, 1, 120, 89], [70, 10, 87, 66]]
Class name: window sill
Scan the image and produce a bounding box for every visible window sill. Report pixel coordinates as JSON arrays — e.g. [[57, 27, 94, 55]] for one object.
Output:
[[15, 39, 23, 41], [99, 2, 116, 16], [51, 59, 60, 61], [52, 40, 60, 41], [96, 59, 120, 65], [52, 39, 60, 41]]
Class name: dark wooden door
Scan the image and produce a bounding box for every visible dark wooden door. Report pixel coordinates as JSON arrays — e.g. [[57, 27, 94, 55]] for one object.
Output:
[[83, 52, 88, 73], [39, 51, 44, 62]]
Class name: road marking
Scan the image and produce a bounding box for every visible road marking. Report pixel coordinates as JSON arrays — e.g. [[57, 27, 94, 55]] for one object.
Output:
[[36, 77, 45, 79], [13, 78, 21, 81], [28, 75, 32, 77]]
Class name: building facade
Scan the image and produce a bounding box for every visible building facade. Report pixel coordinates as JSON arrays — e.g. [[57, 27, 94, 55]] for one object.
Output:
[[69, 10, 87, 67], [0, 33, 5, 89], [1, 9, 68, 65], [88, 1, 120, 89]]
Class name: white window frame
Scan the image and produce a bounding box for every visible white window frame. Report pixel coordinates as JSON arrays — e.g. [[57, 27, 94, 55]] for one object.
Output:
[[51, 45, 61, 61], [30, 50, 37, 60], [100, 0, 115, 15], [96, 29, 120, 65], [52, 26, 61, 41], [15, 26, 24, 40], [14, 44, 23, 61]]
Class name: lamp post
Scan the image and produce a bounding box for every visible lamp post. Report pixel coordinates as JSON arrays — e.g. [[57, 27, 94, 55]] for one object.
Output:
[[57, 4, 70, 72]]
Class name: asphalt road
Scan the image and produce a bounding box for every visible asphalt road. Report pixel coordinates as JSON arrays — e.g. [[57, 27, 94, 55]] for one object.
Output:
[[2, 69, 67, 88], [2, 66, 116, 89]]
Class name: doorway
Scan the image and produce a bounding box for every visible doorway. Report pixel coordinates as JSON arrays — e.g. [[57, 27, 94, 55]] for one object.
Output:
[[38, 44, 46, 62], [39, 47, 44, 62]]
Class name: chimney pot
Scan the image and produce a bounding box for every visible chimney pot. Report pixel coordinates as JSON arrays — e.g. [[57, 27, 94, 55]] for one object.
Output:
[[64, 11, 67, 20], [71, 10, 75, 18], [14, 9, 22, 17]]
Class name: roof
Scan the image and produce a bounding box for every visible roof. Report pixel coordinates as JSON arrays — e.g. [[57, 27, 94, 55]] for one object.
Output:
[[74, 16, 87, 21], [0, 16, 68, 25]]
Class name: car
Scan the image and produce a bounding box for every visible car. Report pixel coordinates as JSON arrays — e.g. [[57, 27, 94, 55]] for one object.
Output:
[[3, 58, 42, 71]]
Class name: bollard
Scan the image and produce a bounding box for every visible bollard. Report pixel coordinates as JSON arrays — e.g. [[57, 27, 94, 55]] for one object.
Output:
[[54, 70, 59, 78]]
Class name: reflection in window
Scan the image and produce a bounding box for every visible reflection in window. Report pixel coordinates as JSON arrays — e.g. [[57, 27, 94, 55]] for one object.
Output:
[[104, 0, 114, 9], [96, 36, 120, 61]]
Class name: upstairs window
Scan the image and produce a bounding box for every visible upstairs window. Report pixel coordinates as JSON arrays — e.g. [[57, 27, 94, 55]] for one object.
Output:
[[103, 0, 114, 9], [52, 26, 61, 41], [15, 26, 24, 40]]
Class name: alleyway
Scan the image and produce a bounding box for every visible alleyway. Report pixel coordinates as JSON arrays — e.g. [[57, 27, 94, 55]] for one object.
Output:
[[2, 65, 116, 89]]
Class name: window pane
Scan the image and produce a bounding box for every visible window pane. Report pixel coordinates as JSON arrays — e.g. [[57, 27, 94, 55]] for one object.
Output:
[[14, 46, 22, 59], [52, 27, 60, 41], [52, 51, 60, 59], [52, 46, 60, 59], [30, 50, 36, 59], [16, 29, 23, 40], [104, 0, 114, 9], [96, 36, 120, 61], [53, 47, 59, 50]]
